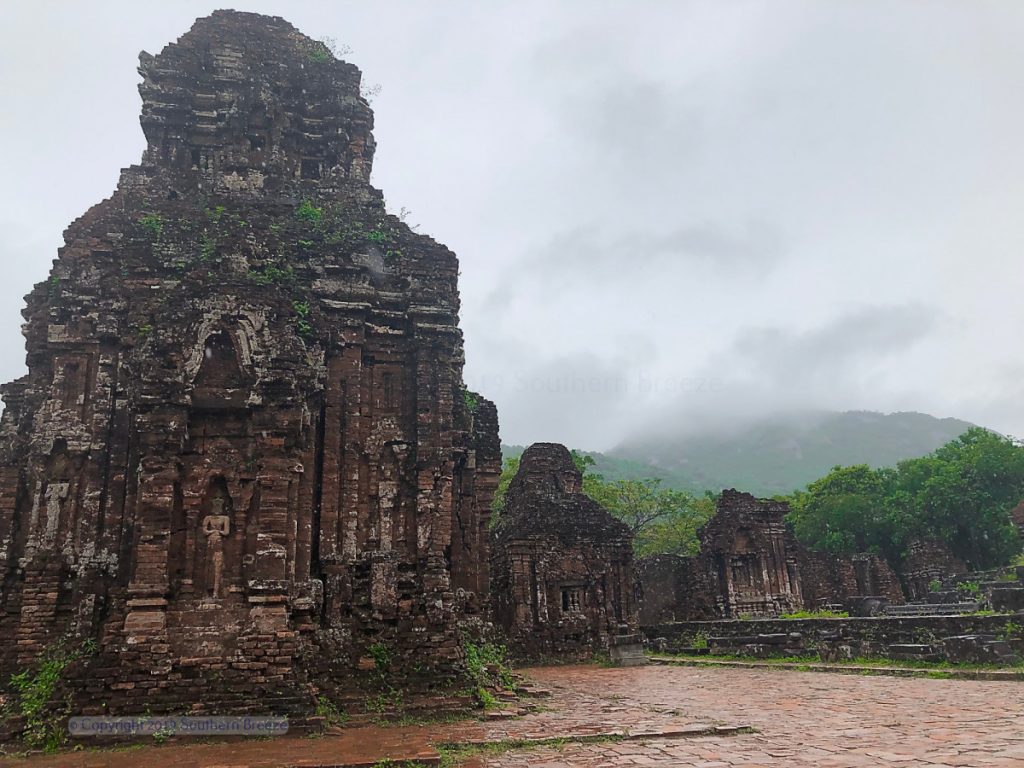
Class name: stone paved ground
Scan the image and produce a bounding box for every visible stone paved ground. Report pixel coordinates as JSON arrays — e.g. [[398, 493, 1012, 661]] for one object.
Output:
[[476, 665, 1024, 767], [4, 664, 1023, 766]]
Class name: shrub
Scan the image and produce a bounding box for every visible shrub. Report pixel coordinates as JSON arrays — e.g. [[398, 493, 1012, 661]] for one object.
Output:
[[463, 640, 515, 709], [10, 639, 93, 752]]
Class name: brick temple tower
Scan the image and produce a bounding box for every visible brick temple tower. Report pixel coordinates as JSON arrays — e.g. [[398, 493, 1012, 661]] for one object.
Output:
[[0, 11, 500, 715], [490, 444, 639, 659]]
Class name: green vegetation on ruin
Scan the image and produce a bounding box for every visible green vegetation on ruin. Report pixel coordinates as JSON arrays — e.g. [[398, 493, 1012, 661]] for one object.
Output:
[[139, 213, 164, 238], [461, 388, 480, 414], [779, 609, 850, 620], [6, 637, 96, 753], [462, 639, 516, 710]]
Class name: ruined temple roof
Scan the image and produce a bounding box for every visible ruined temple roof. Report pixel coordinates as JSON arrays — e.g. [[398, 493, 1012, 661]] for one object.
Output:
[[499, 443, 631, 544], [136, 9, 375, 184], [697, 489, 793, 549]]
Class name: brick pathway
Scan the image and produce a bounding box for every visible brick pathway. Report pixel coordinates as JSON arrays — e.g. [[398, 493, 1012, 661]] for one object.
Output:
[[479, 665, 1024, 767], [4, 664, 1023, 766]]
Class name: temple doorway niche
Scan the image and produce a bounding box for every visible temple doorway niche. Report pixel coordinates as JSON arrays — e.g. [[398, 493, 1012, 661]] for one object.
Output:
[[730, 529, 761, 591], [192, 329, 250, 410], [194, 478, 242, 602]]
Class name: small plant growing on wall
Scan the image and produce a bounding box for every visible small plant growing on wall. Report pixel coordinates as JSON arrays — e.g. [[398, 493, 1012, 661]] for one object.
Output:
[[295, 199, 323, 223], [140, 213, 164, 238], [368, 642, 391, 682], [462, 388, 480, 414], [463, 639, 516, 709], [958, 581, 981, 598]]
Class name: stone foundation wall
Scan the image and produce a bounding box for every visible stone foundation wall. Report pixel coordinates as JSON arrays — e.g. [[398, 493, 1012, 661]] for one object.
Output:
[[645, 614, 1024, 663]]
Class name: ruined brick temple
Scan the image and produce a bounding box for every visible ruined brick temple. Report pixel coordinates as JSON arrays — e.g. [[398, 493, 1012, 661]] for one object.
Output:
[[491, 444, 639, 659], [639, 490, 904, 623], [0, 11, 501, 715]]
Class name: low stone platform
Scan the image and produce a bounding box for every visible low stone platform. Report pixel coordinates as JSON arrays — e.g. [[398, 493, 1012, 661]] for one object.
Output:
[[645, 612, 1024, 664]]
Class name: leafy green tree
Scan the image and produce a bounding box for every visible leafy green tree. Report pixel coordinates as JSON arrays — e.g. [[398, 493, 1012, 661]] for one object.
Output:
[[789, 464, 899, 559], [633, 493, 716, 557], [583, 475, 711, 558], [896, 428, 1024, 568], [789, 429, 1024, 569]]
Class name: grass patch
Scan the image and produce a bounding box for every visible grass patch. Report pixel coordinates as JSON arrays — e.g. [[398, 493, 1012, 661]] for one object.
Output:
[[779, 609, 849, 619], [435, 734, 624, 768]]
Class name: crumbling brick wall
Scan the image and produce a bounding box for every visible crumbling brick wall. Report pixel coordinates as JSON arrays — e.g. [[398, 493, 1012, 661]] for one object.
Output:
[[901, 539, 967, 600], [0, 10, 499, 717], [637, 554, 716, 624], [696, 490, 805, 617]]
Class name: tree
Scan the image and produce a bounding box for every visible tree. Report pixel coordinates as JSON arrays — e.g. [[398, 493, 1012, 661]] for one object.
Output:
[[788, 429, 1024, 570], [788, 464, 899, 559], [583, 475, 710, 558], [897, 428, 1024, 568]]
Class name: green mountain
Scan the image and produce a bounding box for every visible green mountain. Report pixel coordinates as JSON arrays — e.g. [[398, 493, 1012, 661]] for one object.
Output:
[[503, 411, 979, 496]]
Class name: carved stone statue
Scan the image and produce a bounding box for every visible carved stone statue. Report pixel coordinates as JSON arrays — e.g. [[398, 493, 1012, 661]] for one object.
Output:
[[201, 501, 231, 599]]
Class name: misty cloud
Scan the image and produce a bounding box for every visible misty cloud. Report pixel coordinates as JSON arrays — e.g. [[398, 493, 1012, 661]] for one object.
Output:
[[627, 304, 943, 440], [731, 304, 941, 384], [484, 220, 784, 316]]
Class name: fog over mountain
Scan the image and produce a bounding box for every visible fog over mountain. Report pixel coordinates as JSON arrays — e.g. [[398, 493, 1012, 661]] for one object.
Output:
[[2, 2, 1023, 450]]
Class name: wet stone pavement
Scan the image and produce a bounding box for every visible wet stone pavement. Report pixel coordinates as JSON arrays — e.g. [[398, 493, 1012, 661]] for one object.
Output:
[[477, 664, 1024, 767], [4, 664, 1024, 767]]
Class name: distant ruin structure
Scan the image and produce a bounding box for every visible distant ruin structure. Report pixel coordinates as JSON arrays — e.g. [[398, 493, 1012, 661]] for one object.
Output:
[[490, 444, 640, 659], [901, 539, 967, 601], [639, 490, 904, 623], [0, 11, 500, 716]]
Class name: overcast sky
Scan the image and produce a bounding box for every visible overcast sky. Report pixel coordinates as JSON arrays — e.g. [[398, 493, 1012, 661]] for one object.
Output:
[[1, 1, 1022, 450]]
